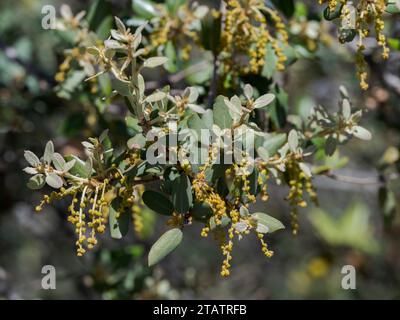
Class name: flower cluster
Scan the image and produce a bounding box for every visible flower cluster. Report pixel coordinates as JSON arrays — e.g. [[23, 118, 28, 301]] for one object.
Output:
[[221, 0, 289, 76], [23, 17, 371, 277], [148, 2, 208, 61], [319, 0, 391, 90], [54, 5, 100, 94]]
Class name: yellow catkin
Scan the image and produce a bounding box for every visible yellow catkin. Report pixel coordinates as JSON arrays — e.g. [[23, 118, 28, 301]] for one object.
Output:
[[319, 0, 390, 90], [285, 155, 318, 235], [221, 0, 288, 78]]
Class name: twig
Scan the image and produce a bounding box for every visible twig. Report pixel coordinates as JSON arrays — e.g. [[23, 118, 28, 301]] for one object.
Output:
[[323, 171, 399, 185]]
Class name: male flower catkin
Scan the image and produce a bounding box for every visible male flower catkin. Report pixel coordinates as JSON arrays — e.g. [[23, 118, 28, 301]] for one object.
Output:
[[221, 0, 288, 77], [319, 0, 390, 90]]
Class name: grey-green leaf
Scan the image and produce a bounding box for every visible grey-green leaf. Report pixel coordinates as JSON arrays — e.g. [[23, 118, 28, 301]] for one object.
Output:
[[52, 153, 66, 171], [45, 172, 63, 189], [352, 126, 372, 141], [145, 91, 167, 103], [263, 133, 287, 156], [143, 56, 168, 68], [24, 150, 40, 167], [23, 167, 38, 175], [213, 95, 233, 129], [127, 134, 146, 149], [288, 129, 298, 152], [64, 155, 91, 178], [257, 147, 269, 161], [342, 98, 351, 119], [254, 93, 275, 109], [244, 84, 253, 100], [114, 16, 126, 33], [43, 141, 54, 164], [187, 103, 205, 114], [148, 228, 183, 267], [184, 86, 199, 103], [27, 174, 45, 190], [63, 159, 76, 172], [252, 212, 285, 233]]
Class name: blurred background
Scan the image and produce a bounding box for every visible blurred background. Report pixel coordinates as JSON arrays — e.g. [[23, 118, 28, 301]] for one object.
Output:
[[1, 0, 400, 299]]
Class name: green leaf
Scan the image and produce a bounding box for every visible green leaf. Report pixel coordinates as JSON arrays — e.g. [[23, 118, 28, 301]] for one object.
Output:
[[142, 190, 174, 216], [254, 93, 275, 109], [45, 172, 63, 189], [144, 91, 167, 103], [112, 78, 131, 96], [172, 174, 193, 214], [126, 116, 143, 133], [127, 134, 146, 149], [191, 203, 213, 221], [57, 71, 86, 99], [164, 41, 178, 72], [27, 174, 45, 190], [213, 95, 233, 129], [324, 136, 337, 156], [109, 200, 130, 239], [64, 155, 92, 178], [148, 228, 183, 266], [251, 212, 285, 233], [24, 150, 40, 167], [339, 29, 356, 43], [202, 109, 214, 129], [263, 133, 287, 156], [187, 113, 206, 139], [132, 0, 158, 19], [386, 2, 400, 14], [262, 43, 278, 78], [64, 159, 76, 172], [257, 147, 269, 161], [323, 3, 343, 20], [143, 56, 168, 68], [187, 104, 205, 114], [224, 97, 241, 120]]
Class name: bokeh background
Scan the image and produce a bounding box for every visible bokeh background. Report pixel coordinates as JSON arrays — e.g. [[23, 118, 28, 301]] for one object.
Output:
[[1, 0, 400, 299]]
